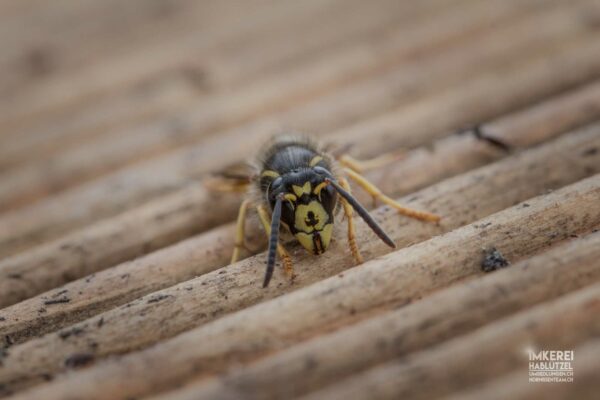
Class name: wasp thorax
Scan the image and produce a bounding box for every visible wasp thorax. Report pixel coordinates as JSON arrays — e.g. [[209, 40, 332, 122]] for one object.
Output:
[[268, 169, 337, 255]]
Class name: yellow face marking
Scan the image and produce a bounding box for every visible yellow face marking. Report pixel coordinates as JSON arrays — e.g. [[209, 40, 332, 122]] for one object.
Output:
[[313, 181, 329, 201], [284, 193, 297, 210], [294, 201, 329, 233], [295, 223, 333, 254], [309, 155, 323, 167], [261, 170, 280, 179], [321, 223, 333, 250], [295, 232, 315, 253], [292, 181, 312, 197]]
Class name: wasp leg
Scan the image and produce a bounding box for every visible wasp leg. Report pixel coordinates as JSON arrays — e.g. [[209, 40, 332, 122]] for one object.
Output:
[[231, 199, 253, 264], [343, 167, 440, 223], [338, 151, 404, 207], [256, 204, 294, 280], [339, 177, 363, 264], [338, 150, 406, 174]]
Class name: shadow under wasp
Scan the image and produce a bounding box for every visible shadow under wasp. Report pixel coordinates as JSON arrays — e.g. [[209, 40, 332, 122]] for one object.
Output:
[[206, 134, 440, 287]]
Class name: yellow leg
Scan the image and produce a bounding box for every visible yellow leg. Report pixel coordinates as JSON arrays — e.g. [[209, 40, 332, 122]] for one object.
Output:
[[231, 199, 252, 264], [256, 204, 294, 279], [343, 167, 440, 223], [339, 177, 363, 264], [338, 150, 406, 174]]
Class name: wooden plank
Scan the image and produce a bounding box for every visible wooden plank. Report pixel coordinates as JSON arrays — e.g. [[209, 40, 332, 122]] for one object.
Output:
[[1, 2, 598, 399], [363, 80, 600, 200], [0, 80, 598, 318], [0, 0, 570, 208], [154, 232, 600, 400], [0, 132, 598, 395], [0, 0, 460, 170], [3, 174, 598, 399], [0, 0, 414, 128], [297, 283, 600, 400], [440, 340, 600, 400], [1, 26, 599, 258], [328, 34, 600, 158]]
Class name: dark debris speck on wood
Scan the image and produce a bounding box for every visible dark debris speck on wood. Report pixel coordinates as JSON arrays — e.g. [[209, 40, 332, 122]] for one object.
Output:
[[51, 289, 68, 298], [470, 125, 512, 152], [44, 297, 71, 305], [481, 247, 510, 272], [147, 294, 172, 304], [59, 326, 85, 340], [64, 353, 94, 368]]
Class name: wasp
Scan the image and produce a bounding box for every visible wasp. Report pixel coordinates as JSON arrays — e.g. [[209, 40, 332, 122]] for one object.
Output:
[[207, 134, 440, 287]]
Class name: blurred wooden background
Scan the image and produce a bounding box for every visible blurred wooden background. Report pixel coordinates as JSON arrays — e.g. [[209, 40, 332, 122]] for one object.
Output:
[[0, 0, 599, 399]]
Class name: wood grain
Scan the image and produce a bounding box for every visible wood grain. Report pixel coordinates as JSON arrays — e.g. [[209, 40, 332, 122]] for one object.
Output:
[[0, 129, 598, 396], [1, 0, 599, 257], [5, 173, 598, 400], [1, 2, 598, 399], [0, 80, 598, 323], [157, 232, 600, 399]]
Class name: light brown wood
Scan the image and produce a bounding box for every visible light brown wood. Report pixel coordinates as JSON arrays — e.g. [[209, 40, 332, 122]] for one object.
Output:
[[0, 0, 588, 212], [0, 80, 598, 325], [0, 129, 598, 396], [1, 0, 447, 173], [0, 185, 241, 309], [328, 34, 600, 158], [0, 0, 385, 126], [2, 23, 600, 259], [0, 221, 263, 343], [5, 174, 599, 400], [440, 339, 600, 400], [157, 232, 600, 400], [298, 283, 600, 400], [1, 2, 599, 399], [362, 79, 600, 200], [0, 0, 560, 169], [0, 0, 379, 164]]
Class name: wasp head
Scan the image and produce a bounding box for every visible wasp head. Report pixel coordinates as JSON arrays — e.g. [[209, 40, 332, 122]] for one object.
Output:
[[268, 166, 337, 255]]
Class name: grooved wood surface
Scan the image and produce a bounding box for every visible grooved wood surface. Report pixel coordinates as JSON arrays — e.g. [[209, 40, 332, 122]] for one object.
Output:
[[0, 1, 599, 399]]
